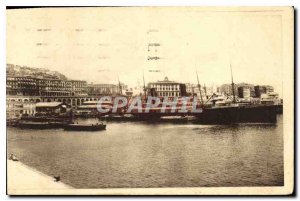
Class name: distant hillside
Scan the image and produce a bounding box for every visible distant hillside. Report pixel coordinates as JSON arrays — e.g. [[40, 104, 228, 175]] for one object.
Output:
[[6, 64, 68, 80]]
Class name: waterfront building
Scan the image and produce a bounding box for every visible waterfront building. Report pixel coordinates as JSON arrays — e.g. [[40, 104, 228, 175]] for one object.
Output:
[[38, 79, 87, 97], [22, 102, 36, 116], [147, 77, 187, 98], [185, 83, 214, 99], [219, 83, 238, 96], [38, 78, 71, 97], [254, 85, 275, 98], [7, 76, 87, 97], [185, 83, 197, 96], [6, 64, 88, 97], [220, 83, 255, 97], [6, 75, 88, 118], [87, 83, 120, 96], [7, 76, 40, 96], [70, 80, 88, 96], [6, 64, 132, 115], [35, 102, 70, 116], [6, 96, 38, 119]]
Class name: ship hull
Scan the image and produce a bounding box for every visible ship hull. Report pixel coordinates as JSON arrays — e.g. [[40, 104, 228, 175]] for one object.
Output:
[[16, 122, 63, 129], [64, 124, 106, 131], [276, 104, 283, 114], [194, 105, 277, 124]]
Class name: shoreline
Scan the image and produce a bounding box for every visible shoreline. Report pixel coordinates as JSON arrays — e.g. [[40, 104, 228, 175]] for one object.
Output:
[[7, 159, 72, 194]]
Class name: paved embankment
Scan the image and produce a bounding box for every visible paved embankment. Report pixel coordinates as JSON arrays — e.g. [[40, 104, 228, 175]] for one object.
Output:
[[7, 160, 72, 194]]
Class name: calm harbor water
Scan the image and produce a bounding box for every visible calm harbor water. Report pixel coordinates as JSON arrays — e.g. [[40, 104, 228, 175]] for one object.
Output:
[[7, 115, 283, 188]]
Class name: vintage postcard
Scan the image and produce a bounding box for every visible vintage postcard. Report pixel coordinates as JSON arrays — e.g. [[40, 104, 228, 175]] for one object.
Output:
[[6, 6, 294, 195]]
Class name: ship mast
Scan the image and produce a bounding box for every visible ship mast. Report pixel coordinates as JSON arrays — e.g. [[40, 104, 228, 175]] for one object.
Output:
[[203, 83, 207, 99], [196, 68, 203, 105], [118, 75, 122, 95], [142, 70, 147, 100], [230, 64, 236, 103]]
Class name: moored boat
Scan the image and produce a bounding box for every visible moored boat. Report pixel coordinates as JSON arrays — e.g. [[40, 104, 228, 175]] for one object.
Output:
[[193, 104, 277, 124]]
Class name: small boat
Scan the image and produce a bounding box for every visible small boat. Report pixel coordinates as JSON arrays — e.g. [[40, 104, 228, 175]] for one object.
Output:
[[64, 123, 106, 131]]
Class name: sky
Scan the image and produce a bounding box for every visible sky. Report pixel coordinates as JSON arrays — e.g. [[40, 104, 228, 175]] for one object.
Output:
[[7, 7, 283, 96]]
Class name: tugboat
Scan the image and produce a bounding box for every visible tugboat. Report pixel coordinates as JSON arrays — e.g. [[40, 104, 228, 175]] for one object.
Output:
[[64, 122, 106, 131]]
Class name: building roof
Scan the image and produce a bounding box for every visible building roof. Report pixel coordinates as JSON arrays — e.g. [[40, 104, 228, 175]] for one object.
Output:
[[83, 101, 99, 104], [87, 83, 118, 87], [148, 77, 182, 85], [78, 105, 98, 109], [83, 100, 114, 105], [36, 102, 63, 107]]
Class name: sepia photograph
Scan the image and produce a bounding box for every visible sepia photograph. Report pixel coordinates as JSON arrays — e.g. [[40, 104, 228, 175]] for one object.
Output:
[[6, 6, 294, 195]]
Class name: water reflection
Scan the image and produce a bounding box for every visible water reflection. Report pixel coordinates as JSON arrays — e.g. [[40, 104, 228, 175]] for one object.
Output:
[[7, 115, 283, 188]]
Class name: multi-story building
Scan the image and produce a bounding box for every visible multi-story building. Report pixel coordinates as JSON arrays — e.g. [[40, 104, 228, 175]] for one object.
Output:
[[219, 83, 238, 96], [185, 83, 214, 99], [6, 76, 40, 96], [87, 83, 120, 96], [220, 83, 255, 97], [38, 78, 71, 96], [6, 97, 37, 119], [6, 64, 89, 118], [70, 80, 88, 96], [185, 83, 197, 96], [147, 77, 187, 97], [254, 85, 275, 98], [39, 79, 87, 97], [7, 76, 87, 97]]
